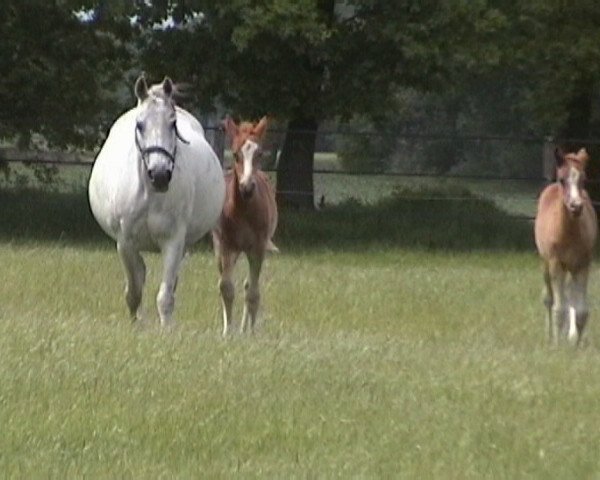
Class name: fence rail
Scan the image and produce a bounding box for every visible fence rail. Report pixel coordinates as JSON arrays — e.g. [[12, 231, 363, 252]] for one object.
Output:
[[3, 131, 600, 219]]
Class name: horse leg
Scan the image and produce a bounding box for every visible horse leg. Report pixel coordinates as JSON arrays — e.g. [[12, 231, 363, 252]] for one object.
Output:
[[548, 260, 567, 345], [156, 238, 185, 328], [241, 251, 263, 334], [218, 249, 239, 337], [570, 267, 590, 346], [542, 263, 554, 342], [117, 241, 146, 321]]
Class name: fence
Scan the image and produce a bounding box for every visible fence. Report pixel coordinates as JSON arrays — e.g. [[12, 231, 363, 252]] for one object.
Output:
[[0, 129, 571, 176], [2, 129, 600, 219]]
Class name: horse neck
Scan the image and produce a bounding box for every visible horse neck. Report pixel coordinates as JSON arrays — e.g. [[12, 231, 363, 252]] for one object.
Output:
[[224, 168, 248, 211]]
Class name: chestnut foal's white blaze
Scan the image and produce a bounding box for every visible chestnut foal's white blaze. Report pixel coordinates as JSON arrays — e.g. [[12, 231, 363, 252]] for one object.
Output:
[[213, 116, 278, 336], [88, 75, 225, 326], [239, 139, 259, 190], [534, 148, 597, 345]]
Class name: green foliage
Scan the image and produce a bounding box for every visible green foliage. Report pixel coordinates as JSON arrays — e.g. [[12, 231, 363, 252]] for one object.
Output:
[[4, 0, 600, 188], [507, 2, 600, 135], [338, 131, 393, 173], [137, 1, 511, 122], [0, 1, 134, 149]]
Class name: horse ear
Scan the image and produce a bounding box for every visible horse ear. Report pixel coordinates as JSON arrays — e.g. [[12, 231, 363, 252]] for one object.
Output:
[[222, 116, 238, 139], [162, 77, 174, 97], [134, 74, 148, 102], [254, 116, 269, 139], [577, 148, 590, 166], [554, 147, 565, 167]]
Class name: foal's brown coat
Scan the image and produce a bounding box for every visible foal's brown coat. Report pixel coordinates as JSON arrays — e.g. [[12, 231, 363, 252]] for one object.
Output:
[[212, 117, 278, 335], [534, 148, 597, 344]]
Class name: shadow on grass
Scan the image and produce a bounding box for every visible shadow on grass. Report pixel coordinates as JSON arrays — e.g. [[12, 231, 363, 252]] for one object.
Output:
[[0, 189, 110, 248], [277, 188, 535, 252], [0, 187, 535, 252]]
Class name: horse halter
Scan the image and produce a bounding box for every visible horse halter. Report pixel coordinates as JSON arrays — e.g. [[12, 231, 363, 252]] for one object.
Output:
[[134, 121, 189, 170]]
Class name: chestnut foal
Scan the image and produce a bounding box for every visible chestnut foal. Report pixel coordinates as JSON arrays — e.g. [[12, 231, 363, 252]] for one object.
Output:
[[534, 148, 597, 345], [212, 117, 278, 335]]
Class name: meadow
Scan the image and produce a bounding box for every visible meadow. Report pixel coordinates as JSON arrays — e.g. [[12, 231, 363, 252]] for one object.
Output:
[[1, 165, 600, 478]]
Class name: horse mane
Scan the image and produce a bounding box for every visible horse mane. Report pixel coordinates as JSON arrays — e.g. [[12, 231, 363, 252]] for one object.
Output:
[[147, 81, 190, 106]]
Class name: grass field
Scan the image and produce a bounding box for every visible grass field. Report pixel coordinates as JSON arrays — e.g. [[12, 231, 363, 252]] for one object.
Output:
[[1, 168, 599, 478]]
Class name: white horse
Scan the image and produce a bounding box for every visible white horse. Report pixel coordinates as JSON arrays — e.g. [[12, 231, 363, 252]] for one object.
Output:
[[88, 75, 225, 326]]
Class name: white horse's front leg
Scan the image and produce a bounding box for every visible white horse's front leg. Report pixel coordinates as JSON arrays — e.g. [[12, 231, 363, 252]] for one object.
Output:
[[157, 237, 185, 328], [570, 267, 590, 346], [241, 252, 263, 334], [117, 241, 146, 321]]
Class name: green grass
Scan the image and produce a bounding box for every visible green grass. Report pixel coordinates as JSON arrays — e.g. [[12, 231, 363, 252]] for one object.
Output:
[[1, 177, 599, 478], [314, 173, 542, 218], [2, 245, 600, 478]]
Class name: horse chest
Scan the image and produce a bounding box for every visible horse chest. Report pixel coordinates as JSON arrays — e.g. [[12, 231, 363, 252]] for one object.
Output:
[[544, 225, 596, 271], [221, 210, 268, 252]]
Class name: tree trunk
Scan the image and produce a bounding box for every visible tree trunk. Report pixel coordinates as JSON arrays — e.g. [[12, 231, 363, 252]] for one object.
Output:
[[276, 117, 319, 209]]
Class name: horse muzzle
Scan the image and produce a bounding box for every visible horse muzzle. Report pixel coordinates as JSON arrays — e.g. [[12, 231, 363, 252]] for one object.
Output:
[[239, 181, 256, 200], [148, 168, 172, 192], [568, 201, 583, 217]]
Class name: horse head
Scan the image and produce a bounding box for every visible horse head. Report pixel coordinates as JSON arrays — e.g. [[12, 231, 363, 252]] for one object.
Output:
[[223, 116, 269, 200], [555, 147, 589, 217], [134, 74, 188, 192]]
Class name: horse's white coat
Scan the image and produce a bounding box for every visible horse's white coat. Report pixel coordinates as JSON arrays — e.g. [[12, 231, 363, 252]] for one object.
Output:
[[89, 79, 225, 326]]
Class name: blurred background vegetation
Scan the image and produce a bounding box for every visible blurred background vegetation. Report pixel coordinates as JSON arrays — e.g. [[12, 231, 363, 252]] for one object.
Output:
[[3, 1, 600, 205]]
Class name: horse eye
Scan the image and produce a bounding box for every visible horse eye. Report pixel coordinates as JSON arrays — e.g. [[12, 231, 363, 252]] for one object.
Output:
[[136, 121, 145, 133]]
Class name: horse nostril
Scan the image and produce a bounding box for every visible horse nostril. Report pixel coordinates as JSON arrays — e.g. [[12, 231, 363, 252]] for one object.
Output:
[[240, 182, 255, 199], [569, 202, 583, 216], [148, 169, 171, 191]]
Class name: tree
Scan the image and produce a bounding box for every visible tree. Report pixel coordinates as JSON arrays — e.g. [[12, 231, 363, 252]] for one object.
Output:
[[502, 1, 600, 139], [488, 2, 600, 202], [137, 0, 509, 208], [0, 1, 134, 150], [339, 2, 600, 179]]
